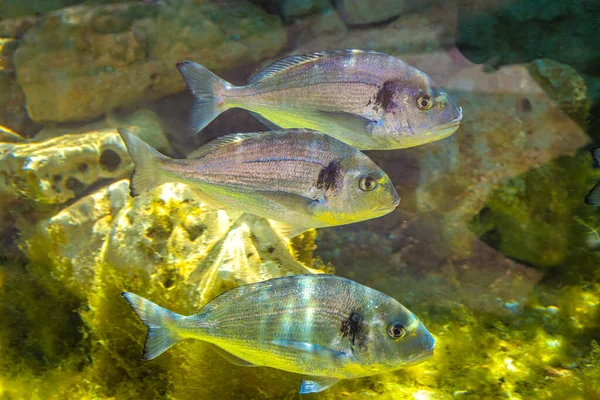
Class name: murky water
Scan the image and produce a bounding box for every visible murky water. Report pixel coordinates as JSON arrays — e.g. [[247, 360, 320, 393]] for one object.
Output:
[[1, 0, 599, 399]]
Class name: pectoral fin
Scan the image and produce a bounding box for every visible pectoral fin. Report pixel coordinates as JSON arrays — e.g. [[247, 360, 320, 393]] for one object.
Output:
[[317, 110, 376, 134], [206, 344, 257, 367], [271, 340, 347, 359], [300, 376, 341, 394]]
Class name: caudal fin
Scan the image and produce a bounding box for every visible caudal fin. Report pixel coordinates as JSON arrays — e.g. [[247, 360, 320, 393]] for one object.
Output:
[[118, 128, 169, 196], [176, 61, 231, 134], [121, 292, 184, 360]]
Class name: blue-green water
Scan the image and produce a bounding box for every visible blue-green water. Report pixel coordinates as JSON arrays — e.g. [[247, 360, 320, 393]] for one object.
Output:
[[0, 0, 599, 399]]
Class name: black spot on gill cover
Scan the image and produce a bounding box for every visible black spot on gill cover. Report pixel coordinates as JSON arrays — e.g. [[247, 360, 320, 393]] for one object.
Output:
[[316, 160, 341, 191], [341, 311, 367, 348], [373, 80, 401, 113]]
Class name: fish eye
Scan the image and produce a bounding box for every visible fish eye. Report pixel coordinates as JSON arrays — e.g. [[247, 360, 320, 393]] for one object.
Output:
[[359, 175, 378, 191], [417, 95, 433, 110], [387, 323, 406, 339]]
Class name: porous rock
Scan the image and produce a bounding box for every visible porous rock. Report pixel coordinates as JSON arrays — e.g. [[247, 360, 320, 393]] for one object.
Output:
[[0, 129, 131, 204]]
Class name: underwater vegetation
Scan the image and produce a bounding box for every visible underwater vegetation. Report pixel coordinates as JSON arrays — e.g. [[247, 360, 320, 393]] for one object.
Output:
[[1, 0, 600, 399]]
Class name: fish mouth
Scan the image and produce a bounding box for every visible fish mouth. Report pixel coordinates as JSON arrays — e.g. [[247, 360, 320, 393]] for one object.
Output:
[[408, 348, 434, 365], [432, 107, 463, 136], [372, 192, 400, 212]]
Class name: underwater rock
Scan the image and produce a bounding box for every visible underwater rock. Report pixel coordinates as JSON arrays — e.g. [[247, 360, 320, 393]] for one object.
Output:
[[285, 8, 347, 47], [0, 38, 39, 136], [0, 129, 131, 204], [528, 58, 590, 126], [456, 0, 600, 76], [280, 0, 332, 21], [336, 0, 438, 26], [23, 180, 324, 304], [36, 108, 172, 153], [409, 86, 589, 257], [0, 0, 86, 18], [13, 0, 286, 123], [470, 150, 600, 276]]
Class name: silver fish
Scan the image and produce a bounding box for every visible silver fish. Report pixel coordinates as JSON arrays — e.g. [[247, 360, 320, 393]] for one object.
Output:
[[122, 274, 435, 394], [118, 128, 399, 238], [177, 49, 462, 150]]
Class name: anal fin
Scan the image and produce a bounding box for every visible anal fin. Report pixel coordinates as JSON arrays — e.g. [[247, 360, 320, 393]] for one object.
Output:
[[300, 376, 341, 394], [206, 343, 257, 367], [249, 112, 281, 130], [187, 187, 227, 210], [268, 220, 309, 239]]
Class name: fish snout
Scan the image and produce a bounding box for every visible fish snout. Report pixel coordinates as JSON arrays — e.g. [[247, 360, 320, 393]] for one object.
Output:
[[406, 324, 436, 365], [372, 189, 400, 213]]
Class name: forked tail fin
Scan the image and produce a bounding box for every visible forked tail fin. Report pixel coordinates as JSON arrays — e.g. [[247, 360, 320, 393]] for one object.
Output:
[[118, 128, 169, 196], [176, 61, 232, 134], [121, 292, 184, 360]]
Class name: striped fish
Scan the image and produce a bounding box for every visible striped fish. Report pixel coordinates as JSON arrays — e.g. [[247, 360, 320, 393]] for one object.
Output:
[[177, 49, 462, 150], [122, 274, 435, 394], [117, 128, 399, 238]]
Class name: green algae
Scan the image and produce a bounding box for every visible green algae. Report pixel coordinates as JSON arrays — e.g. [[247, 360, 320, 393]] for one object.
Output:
[[3, 248, 600, 399], [470, 148, 600, 278]]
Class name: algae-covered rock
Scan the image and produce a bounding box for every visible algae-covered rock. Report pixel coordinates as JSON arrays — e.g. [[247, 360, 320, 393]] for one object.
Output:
[[469, 149, 600, 277], [13, 0, 286, 123], [529, 58, 590, 126], [0, 121, 328, 398]]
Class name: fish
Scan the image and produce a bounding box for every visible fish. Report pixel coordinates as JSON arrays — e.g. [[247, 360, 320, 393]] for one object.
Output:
[[176, 49, 462, 150], [117, 128, 400, 238], [121, 274, 435, 394], [585, 148, 600, 206]]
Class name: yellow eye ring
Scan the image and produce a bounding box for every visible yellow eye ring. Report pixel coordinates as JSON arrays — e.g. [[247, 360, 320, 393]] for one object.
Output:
[[417, 95, 433, 110], [387, 323, 406, 339], [359, 176, 377, 191]]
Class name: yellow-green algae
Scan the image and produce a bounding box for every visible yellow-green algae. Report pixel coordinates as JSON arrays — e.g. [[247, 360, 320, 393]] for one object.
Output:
[[3, 253, 600, 399]]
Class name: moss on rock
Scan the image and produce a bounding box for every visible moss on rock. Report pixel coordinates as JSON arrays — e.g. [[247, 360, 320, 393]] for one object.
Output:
[[470, 148, 600, 278]]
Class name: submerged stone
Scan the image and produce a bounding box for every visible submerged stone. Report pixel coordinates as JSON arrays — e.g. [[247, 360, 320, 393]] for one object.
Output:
[[470, 149, 600, 278], [12, 0, 286, 122], [529, 58, 590, 127]]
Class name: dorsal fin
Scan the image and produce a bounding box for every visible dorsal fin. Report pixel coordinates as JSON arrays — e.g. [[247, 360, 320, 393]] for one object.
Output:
[[248, 49, 380, 84], [185, 131, 267, 160]]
